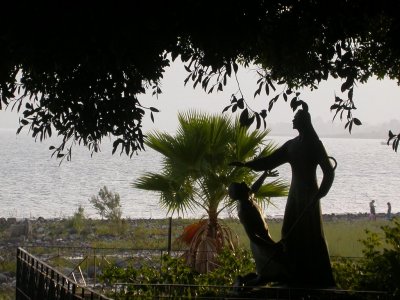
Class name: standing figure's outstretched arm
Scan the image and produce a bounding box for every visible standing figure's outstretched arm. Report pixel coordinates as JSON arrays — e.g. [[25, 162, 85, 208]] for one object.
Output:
[[240, 142, 290, 172]]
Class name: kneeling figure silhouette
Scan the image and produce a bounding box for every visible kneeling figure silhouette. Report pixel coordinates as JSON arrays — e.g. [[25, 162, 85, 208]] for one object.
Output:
[[228, 173, 288, 289]]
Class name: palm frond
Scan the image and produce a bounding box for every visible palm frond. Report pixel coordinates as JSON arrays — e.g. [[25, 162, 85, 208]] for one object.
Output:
[[255, 179, 289, 199], [133, 110, 288, 218]]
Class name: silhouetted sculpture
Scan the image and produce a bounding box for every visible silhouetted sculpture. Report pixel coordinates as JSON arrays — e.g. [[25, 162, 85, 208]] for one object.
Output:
[[231, 104, 336, 288], [228, 172, 288, 288]]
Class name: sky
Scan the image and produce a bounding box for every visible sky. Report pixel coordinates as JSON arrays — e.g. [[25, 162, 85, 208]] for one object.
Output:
[[0, 60, 399, 135]]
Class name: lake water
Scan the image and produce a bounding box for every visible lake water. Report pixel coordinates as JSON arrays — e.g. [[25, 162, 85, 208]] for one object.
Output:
[[1, 129, 399, 219]]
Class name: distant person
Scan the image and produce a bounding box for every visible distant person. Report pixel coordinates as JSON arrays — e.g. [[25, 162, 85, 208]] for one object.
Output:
[[369, 200, 376, 220], [387, 202, 392, 220]]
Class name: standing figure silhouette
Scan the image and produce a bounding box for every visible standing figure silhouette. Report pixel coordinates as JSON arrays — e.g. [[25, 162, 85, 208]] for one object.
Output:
[[231, 104, 336, 288]]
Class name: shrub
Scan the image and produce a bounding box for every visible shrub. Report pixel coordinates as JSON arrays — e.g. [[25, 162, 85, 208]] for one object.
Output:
[[332, 217, 400, 296], [89, 186, 122, 221], [69, 205, 86, 234], [100, 247, 254, 299]]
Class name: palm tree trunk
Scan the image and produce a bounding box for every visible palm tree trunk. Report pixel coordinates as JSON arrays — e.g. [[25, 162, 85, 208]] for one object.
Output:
[[207, 210, 219, 239]]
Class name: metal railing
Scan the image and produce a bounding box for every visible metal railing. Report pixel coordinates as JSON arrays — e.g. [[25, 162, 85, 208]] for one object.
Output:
[[16, 247, 112, 300]]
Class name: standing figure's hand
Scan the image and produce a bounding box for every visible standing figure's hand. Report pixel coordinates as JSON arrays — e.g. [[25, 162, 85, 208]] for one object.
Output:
[[229, 161, 245, 167]]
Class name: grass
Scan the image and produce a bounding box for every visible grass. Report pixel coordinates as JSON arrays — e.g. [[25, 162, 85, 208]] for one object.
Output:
[[1, 216, 392, 257], [225, 217, 392, 258]]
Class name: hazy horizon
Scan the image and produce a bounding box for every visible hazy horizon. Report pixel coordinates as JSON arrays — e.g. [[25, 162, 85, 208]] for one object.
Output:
[[1, 60, 399, 137]]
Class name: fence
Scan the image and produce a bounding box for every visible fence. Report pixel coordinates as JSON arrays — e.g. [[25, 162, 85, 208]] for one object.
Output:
[[16, 247, 111, 300], [21, 245, 182, 286]]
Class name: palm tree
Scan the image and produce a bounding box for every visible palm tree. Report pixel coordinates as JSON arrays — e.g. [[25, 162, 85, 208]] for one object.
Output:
[[133, 110, 287, 272]]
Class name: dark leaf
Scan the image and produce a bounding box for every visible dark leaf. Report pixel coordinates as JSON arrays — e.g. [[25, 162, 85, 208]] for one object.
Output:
[[260, 109, 267, 118], [151, 112, 154, 123], [222, 105, 231, 113], [125, 143, 130, 156], [49, 145, 55, 150], [246, 115, 255, 127], [239, 108, 249, 126], [20, 119, 29, 125], [353, 118, 362, 125], [341, 77, 353, 92], [18, 100, 22, 111], [226, 64, 231, 77], [184, 76, 190, 86], [392, 138, 400, 152], [255, 113, 261, 129], [254, 83, 262, 97], [171, 51, 178, 62], [150, 107, 159, 112], [266, 78, 276, 91], [237, 98, 244, 109], [232, 104, 237, 112], [290, 97, 300, 111], [330, 104, 340, 110], [268, 101, 274, 112], [233, 62, 238, 74], [265, 82, 269, 95]]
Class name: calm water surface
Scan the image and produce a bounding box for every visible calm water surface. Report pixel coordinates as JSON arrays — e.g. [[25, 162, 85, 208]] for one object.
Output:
[[1, 129, 399, 219]]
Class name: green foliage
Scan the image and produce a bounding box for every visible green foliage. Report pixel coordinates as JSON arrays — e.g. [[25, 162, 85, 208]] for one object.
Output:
[[90, 186, 122, 221], [196, 248, 255, 287], [100, 248, 254, 299], [69, 205, 86, 234], [134, 111, 287, 218], [332, 218, 400, 296]]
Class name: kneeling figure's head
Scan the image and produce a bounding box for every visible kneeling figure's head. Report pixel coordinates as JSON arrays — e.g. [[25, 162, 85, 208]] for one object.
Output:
[[228, 182, 251, 201]]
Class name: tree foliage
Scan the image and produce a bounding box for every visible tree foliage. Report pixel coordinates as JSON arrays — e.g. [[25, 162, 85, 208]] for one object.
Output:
[[133, 111, 286, 218], [333, 218, 400, 296], [89, 186, 122, 220], [1, 2, 399, 158]]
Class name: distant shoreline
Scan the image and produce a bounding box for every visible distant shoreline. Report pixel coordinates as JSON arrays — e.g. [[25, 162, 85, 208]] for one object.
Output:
[[1, 212, 398, 224]]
